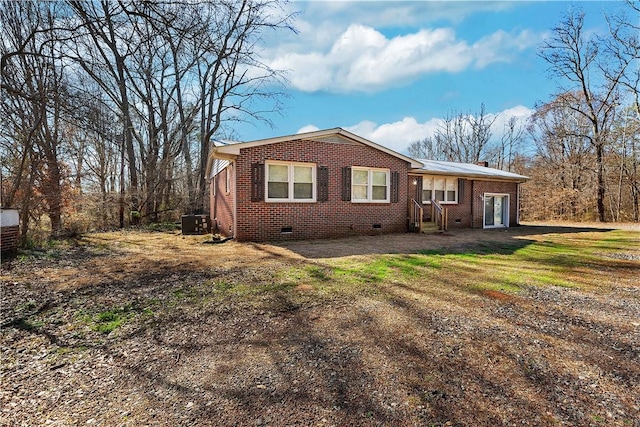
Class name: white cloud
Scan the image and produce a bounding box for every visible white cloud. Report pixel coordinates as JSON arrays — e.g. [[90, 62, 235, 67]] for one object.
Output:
[[265, 24, 541, 93], [346, 117, 443, 153], [296, 124, 320, 134], [295, 2, 515, 32], [488, 105, 534, 140], [298, 105, 534, 154], [471, 29, 540, 68]]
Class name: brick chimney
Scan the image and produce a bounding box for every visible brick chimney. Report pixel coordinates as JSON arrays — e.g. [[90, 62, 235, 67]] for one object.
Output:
[[477, 161, 489, 167]]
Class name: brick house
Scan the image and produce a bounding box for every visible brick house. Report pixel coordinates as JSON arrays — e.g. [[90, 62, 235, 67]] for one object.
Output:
[[208, 128, 527, 241]]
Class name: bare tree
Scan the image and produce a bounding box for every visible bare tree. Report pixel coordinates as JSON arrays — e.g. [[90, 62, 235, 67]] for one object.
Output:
[[539, 9, 631, 222], [192, 0, 293, 213], [1, 1, 72, 238], [608, 107, 640, 221], [407, 103, 497, 164], [528, 95, 596, 220], [407, 136, 443, 160], [605, 1, 640, 118], [65, 1, 142, 222], [65, 0, 294, 220], [497, 116, 526, 172]]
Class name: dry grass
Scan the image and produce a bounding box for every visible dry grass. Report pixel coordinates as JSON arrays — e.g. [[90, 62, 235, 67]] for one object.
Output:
[[1, 224, 639, 426]]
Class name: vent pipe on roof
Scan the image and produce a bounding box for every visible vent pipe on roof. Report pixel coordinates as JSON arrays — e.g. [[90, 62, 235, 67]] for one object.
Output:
[[477, 161, 489, 167]]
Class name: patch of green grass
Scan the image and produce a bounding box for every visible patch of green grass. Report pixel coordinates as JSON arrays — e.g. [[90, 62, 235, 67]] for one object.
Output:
[[306, 265, 331, 281], [91, 305, 133, 334], [172, 288, 187, 299], [11, 318, 44, 330], [93, 311, 124, 334], [212, 280, 236, 293], [16, 301, 38, 312], [470, 280, 523, 294], [117, 229, 637, 314], [55, 346, 76, 356]]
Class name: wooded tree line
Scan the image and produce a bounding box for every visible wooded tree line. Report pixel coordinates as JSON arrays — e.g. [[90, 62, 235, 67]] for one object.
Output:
[[409, 4, 639, 223], [1, 2, 638, 246], [1, 0, 294, 244]]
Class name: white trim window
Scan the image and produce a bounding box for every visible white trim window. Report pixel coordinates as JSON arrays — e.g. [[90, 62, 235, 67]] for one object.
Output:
[[266, 161, 315, 202], [352, 167, 390, 203], [423, 176, 458, 204]]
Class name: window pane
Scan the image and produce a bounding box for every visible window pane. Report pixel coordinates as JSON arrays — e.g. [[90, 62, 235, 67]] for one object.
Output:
[[372, 185, 387, 200], [422, 189, 432, 201], [446, 179, 457, 191], [353, 169, 368, 185], [435, 190, 445, 201], [434, 178, 445, 190], [447, 190, 456, 201], [294, 183, 312, 199], [353, 185, 368, 200], [372, 171, 387, 186], [485, 196, 495, 226], [268, 182, 288, 199], [268, 164, 288, 182], [423, 177, 432, 190], [293, 165, 312, 183]]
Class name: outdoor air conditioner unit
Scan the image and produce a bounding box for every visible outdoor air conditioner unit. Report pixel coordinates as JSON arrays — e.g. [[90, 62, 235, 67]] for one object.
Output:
[[181, 215, 210, 235]]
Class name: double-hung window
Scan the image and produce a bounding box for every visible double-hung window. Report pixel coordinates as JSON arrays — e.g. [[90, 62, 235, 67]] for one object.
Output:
[[352, 167, 389, 203], [422, 176, 458, 203], [266, 161, 315, 202]]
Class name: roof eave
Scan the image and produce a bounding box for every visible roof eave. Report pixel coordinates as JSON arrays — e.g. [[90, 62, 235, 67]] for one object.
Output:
[[212, 127, 424, 168], [212, 147, 239, 159], [409, 168, 529, 182]]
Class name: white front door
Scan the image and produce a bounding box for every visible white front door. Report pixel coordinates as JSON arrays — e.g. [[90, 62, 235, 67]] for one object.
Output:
[[484, 194, 509, 228]]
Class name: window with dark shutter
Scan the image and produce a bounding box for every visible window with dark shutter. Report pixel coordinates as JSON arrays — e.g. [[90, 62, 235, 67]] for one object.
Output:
[[251, 163, 264, 201], [391, 171, 400, 203], [341, 166, 351, 201], [317, 166, 329, 202], [458, 179, 465, 201]]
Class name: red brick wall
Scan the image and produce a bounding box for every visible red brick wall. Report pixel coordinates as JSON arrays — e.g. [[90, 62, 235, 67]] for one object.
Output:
[[233, 139, 411, 241], [210, 165, 234, 237], [1, 225, 20, 253], [414, 179, 520, 229], [471, 180, 520, 228]]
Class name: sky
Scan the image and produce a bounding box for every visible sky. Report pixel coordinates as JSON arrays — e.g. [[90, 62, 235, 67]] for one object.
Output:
[[233, 1, 629, 155]]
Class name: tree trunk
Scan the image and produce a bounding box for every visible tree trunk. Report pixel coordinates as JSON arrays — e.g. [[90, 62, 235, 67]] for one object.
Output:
[[596, 141, 606, 222]]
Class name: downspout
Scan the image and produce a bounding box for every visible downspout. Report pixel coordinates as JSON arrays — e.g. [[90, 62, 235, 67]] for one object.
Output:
[[232, 160, 237, 239], [470, 180, 475, 228], [210, 172, 216, 233], [516, 182, 520, 226]]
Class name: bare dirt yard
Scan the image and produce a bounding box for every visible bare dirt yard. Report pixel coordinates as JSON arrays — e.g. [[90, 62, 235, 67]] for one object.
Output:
[[1, 223, 639, 426]]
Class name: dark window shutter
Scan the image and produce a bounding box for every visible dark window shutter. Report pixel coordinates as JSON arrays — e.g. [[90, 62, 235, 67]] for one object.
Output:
[[317, 166, 329, 202], [458, 179, 465, 202], [341, 166, 351, 201], [251, 163, 264, 201], [416, 176, 423, 202], [391, 171, 400, 203]]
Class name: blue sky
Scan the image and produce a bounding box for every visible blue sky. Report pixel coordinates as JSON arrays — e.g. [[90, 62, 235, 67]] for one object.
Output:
[[234, 1, 627, 155]]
